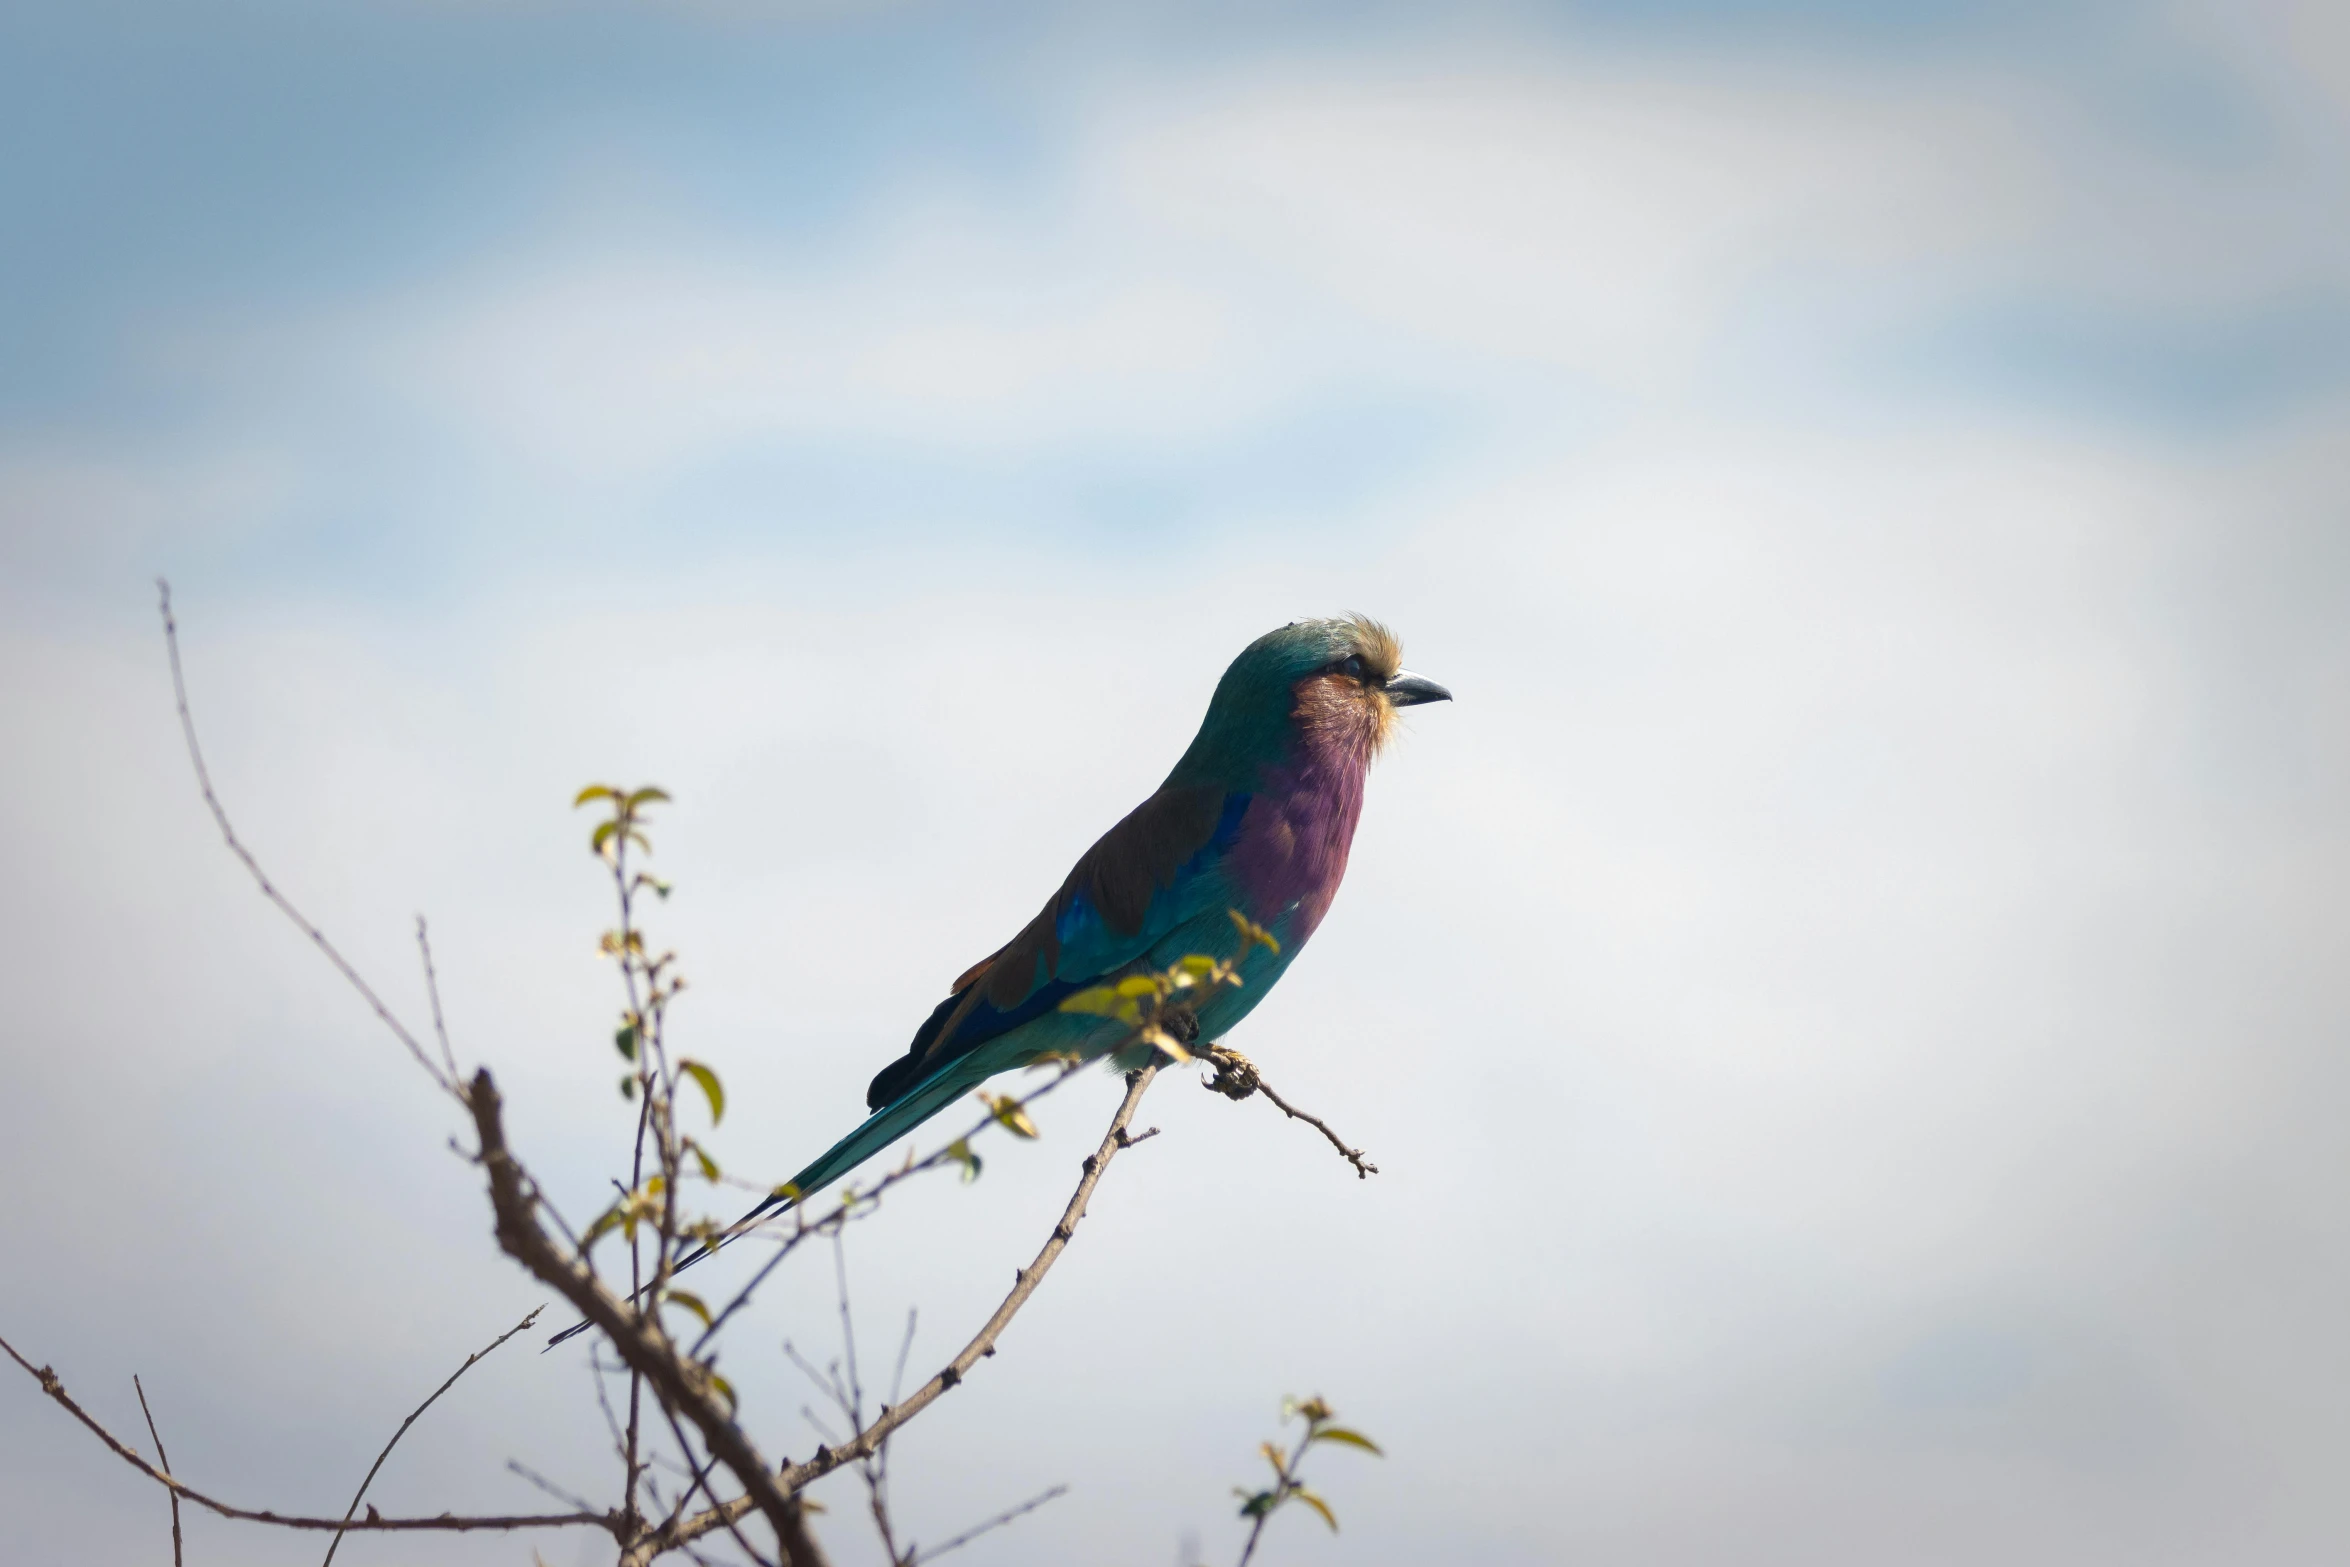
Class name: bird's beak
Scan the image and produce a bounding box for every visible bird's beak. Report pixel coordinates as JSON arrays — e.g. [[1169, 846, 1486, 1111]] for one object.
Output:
[[1383, 671, 1453, 707]]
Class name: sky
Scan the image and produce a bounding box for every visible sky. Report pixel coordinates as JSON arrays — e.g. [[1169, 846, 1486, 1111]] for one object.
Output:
[[3, 2, 2348, 1564]]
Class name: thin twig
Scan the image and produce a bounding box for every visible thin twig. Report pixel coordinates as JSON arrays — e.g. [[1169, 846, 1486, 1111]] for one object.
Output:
[[156, 580, 454, 1096], [416, 915, 462, 1084], [551, 1058, 1094, 1355], [1200, 1047, 1378, 1178], [0, 1331, 612, 1537], [643, 1065, 1161, 1558], [507, 1460, 602, 1514], [911, 1484, 1069, 1564], [673, 1061, 1090, 1358], [323, 1306, 546, 1565], [133, 1375, 182, 1567]]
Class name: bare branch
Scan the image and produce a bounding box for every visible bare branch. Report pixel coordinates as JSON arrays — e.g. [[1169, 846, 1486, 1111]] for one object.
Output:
[[415, 915, 463, 1084], [652, 1064, 1162, 1556], [1200, 1047, 1378, 1178], [465, 1067, 809, 1560], [133, 1375, 182, 1567], [671, 1061, 1090, 1358], [322, 1305, 545, 1565], [910, 1484, 1069, 1565], [507, 1459, 602, 1515], [0, 1331, 612, 1537], [155, 579, 454, 1096]]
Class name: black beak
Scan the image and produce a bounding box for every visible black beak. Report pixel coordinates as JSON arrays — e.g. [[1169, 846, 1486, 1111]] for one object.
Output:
[[1383, 671, 1453, 707]]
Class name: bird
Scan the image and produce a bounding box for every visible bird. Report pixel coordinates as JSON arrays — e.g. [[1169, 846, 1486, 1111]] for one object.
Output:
[[550, 616, 1446, 1344], [790, 613, 1449, 1203]]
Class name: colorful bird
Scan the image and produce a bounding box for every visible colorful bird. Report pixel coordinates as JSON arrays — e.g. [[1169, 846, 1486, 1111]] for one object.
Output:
[[785, 613, 1449, 1202], [550, 616, 1447, 1342]]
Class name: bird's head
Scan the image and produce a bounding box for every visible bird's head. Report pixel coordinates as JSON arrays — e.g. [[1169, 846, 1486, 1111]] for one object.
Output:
[[1176, 615, 1451, 782]]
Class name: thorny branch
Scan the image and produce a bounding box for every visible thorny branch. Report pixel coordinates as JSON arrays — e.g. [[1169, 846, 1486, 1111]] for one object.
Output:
[[466, 1068, 824, 1564], [321, 1305, 546, 1566], [0, 1331, 613, 1538], [1200, 1045, 1379, 1178], [638, 1064, 1162, 1560], [671, 1060, 1092, 1359]]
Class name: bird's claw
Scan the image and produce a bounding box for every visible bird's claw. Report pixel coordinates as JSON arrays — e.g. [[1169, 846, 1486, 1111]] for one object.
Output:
[[1200, 1045, 1260, 1101]]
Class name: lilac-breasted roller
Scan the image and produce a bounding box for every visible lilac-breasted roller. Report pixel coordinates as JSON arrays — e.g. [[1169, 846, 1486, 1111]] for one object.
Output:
[[549, 617, 1447, 1341], [782, 614, 1449, 1201]]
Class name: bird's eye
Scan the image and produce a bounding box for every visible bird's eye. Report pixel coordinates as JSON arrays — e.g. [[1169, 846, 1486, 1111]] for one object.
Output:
[[1335, 654, 1367, 682]]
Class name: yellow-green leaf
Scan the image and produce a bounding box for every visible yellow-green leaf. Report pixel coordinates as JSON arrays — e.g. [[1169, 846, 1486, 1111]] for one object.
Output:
[[1293, 1487, 1339, 1532], [678, 1059, 725, 1125], [984, 1094, 1039, 1139], [661, 1289, 713, 1329], [1309, 1427, 1383, 1456], [574, 785, 618, 807], [1228, 908, 1281, 955], [1115, 974, 1161, 999], [592, 820, 621, 852], [770, 1180, 802, 1203], [686, 1140, 720, 1182], [1059, 987, 1121, 1017], [625, 786, 671, 809], [946, 1139, 982, 1183], [707, 1372, 737, 1412], [1139, 1026, 1192, 1064]]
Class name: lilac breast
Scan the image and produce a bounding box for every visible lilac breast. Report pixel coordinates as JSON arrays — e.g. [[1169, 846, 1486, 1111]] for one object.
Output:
[[1228, 746, 1370, 945]]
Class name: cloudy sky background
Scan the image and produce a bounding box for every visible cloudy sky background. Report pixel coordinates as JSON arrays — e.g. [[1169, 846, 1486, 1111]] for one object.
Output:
[[4, 2, 2348, 1563]]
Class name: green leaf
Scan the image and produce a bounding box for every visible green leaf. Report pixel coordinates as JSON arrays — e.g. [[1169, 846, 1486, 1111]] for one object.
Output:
[[678, 1059, 725, 1126], [1058, 986, 1121, 1017], [625, 787, 672, 809], [1139, 1026, 1193, 1064], [1237, 1490, 1278, 1519], [1293, 1487, 1339, 1532], [1114, 974, 1162, 998], [707, 1372, 737, 1413], [619, 1074, 637, 1101], [983, 1094, 1039, 1139], [591, 819, 621, 854], [574, 785, 618, 807], [1228, 908, 1281, 955], [614, 1023, 638, 1060], [770, 1181, 803, 1203], [946, 1139, 982, 1183], [686, 1140, 720, 1182], [661, 1289, 713, 1329], [1308, 1427, 1384, 1456]]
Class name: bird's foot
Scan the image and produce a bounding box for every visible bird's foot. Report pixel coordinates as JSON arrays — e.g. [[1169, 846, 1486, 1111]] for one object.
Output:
[[1199, 1044, 1260, 1102]]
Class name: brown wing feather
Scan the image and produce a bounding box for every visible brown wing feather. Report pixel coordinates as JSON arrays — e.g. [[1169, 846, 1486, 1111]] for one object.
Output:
[[900, 783, 1226, 1082]]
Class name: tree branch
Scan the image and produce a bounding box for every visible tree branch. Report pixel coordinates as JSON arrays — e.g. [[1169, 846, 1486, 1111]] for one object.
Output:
[[133, 1375, 182, 1567], [645, 1064, 1161, 1559], [911, 1483, 1068, 1564], [0, 1331, 612, 1537], [1199, 1047, 1378, 1178], [321, 1305, 545, 1565], [156, 578, 454, 1096], [464, 1067, 814, 1563]]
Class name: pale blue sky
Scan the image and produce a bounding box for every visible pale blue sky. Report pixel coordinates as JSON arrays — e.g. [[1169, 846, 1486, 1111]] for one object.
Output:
[[4, 5, 2348, 1566]]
